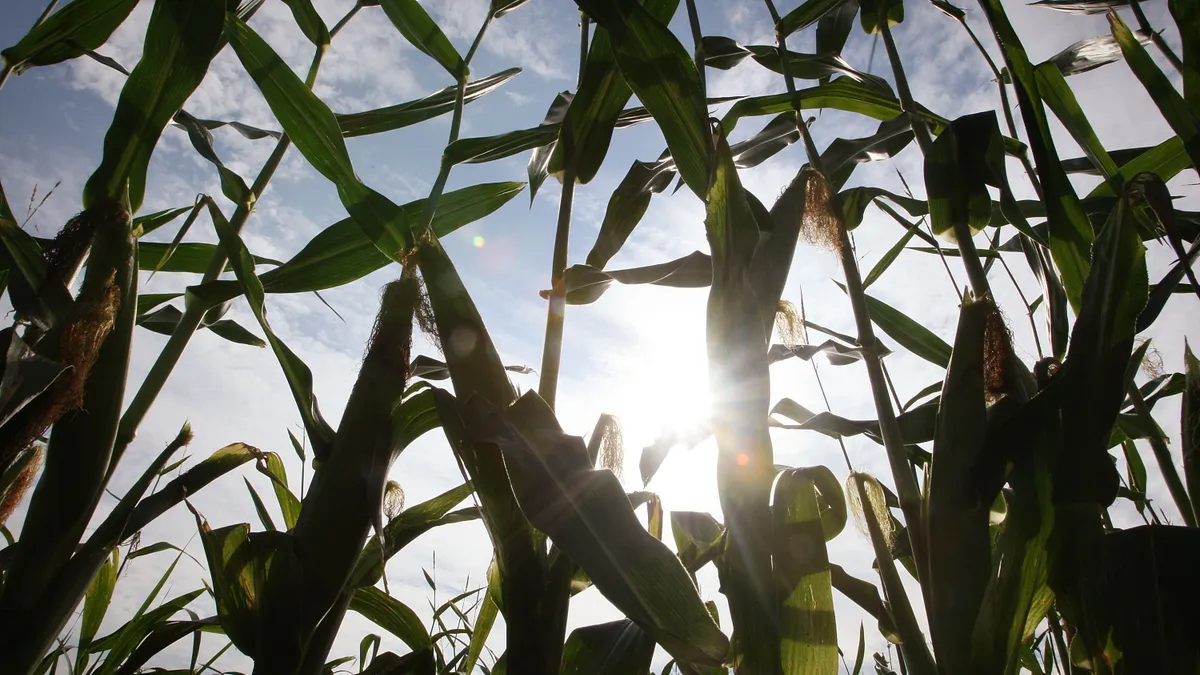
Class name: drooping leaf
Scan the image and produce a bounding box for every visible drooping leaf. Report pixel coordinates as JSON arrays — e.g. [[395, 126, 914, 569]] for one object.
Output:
[[527, 91, 573, 203], [1043, 31, 1149, 77], [778, 0, 855, 37], [338, 68, 519, 138], [438, 390, 729, 665], [978, 0, 1095, 311], [349, 587, 432, 652], [188, 182, 523, 306], [584, 152, 675, 269], [1109, 13, 1200, 173], [171, 111, 251, 205], [550, 0, 679, 185], [560, 620, 656, 675], [281, 0, 329, 48], [377, 0, 462, 76], [553, 250, 713, 305], [1, 0, 139, 73], [205, 201, 336, 457], [123, 442, 260, 538], [1029, 0, 1145, 14], [225, 14, 411, 261], [82, 0, 225, 212], [575, 0, 711, 198]]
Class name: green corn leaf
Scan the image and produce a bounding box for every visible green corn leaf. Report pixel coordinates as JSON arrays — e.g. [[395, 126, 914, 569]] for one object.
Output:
[[377, 0, 462, 76], [171, 111, 252, 205], [670, 511, 724, 576], [444, 126, 559, 166], [463, 562, 499, 674], [138, 241, 280, 275], [842, 284, 951, 368], [1059, 176, 1149, 506], [722, 77, 944, 136], [111, 616, 217, 675], [1029, 0, 1146, 14], [554, 250, 712, 305], [438, 389, 729, 665], [560, 620, 656, 675], [770, 398, 938, 450], [582, 153, 676, 269], [1109, 13, 1200, 172], [245, 478, 277, 532], [206, 319, 266, 348], [1, 0, 139, 72], [337, 68, 519, 137], [188, 182, 523, 307], [978, 0, 1094, 312], [123, 442, 260, 538], [258, 451, 300, 530], [526, 92, 572, 204], [1183, 342, 1200, 520], [1035, 63, 1120, 187], [134, 205, 194, 237], [189, 508, 290, 658], [923, 112, 1033, 243], [926, 295, 991, 674], [1169, 0, 1198, 114], [575, 0, 711, 198], [78, 548, 120, 651], [0, 329, 67, 430], [773, 466, 844, 674], [0, 212, 47, 292], [862, 221, 916, 288], [282, 0, 329, 48], [360, 650, 435, 675], [705, 127, 777, 672], [174, 116, 281, 140], [778, 0, 855, 37], [82, 0, 225, 212], [225, 14, 411, 261], [206, 200, 336, 456], [769, 340, 886, 367], [702, 37, 888, 91], [136, 304, 262, 346], [349, 587, 433, 651], [550, 0, 679, 185], [1043, 32, 1147, 77], [91, 588, 205, 675]]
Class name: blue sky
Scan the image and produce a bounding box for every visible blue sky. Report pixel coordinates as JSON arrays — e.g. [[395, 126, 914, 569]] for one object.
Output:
[[2, 0, 1196, 671]]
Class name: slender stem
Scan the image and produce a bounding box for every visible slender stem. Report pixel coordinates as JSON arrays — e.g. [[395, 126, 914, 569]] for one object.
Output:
[[764, 6, 931, 671], [685, 0, 706, 95], [1046, 607, 1072, 675], [414, 17, 493, 240], [112, 42, 330, 464], [1128, 0, 1184, 73], [951, 12, 1045, 200], [997, 249, 1045, 359], [329, 3, 360, 39], [879, 17, 992, 299], [536, 16, 589, 410], [1128, 384, 1197, 527]]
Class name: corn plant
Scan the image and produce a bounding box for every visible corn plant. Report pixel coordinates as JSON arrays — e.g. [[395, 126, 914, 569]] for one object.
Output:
[[3, 0, 1199, 673], [0, 0, 526, 671]]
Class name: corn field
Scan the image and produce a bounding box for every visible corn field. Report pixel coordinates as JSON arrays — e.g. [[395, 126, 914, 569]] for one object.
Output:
[[0, 0, 1197, 673]]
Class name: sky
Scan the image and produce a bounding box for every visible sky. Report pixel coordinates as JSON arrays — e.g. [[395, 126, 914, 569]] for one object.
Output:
[[1, 0, 1196, 672]]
